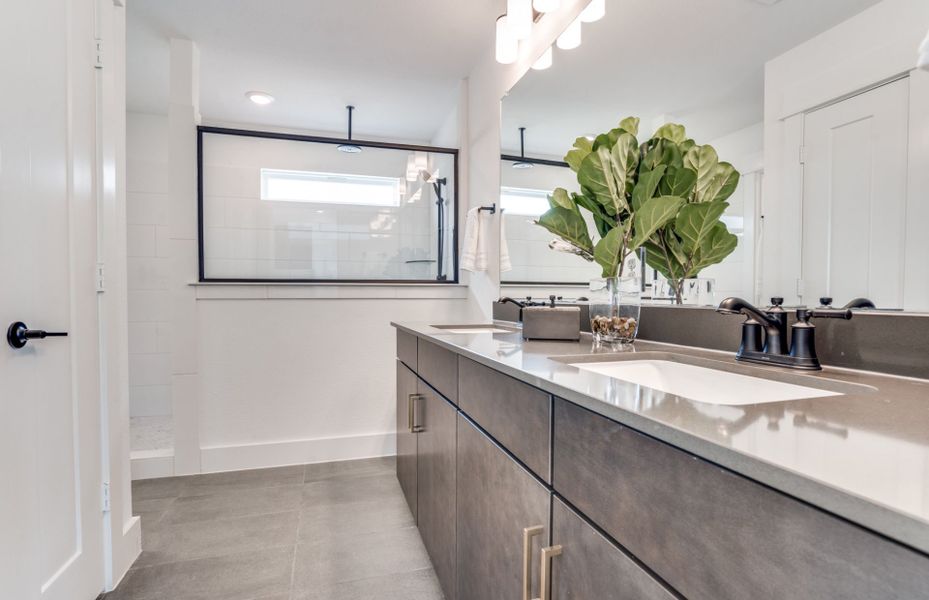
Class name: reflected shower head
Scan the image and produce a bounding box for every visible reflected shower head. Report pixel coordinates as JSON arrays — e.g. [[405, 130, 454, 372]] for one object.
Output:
[[511, 126, 534, 169], [337, 105, 362, 154]]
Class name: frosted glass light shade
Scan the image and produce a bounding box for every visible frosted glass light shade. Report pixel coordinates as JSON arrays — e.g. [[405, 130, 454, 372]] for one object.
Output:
[[557, 17, 582, 50], [533, 0, 561, 12], [579, 0, 605, 23], [531, 45, 553, 70], [495, 16, 518, 64], [506, 0, 533, 40]]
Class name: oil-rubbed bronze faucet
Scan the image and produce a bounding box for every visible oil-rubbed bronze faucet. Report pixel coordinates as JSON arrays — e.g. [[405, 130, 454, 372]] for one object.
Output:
[[717, 297, 852, 370]]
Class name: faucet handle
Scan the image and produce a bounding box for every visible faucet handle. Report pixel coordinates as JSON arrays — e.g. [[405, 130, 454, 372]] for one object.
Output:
[[810, 308, 853, 320], [770, 297, 784, 307], [819, 296, 833, 307]]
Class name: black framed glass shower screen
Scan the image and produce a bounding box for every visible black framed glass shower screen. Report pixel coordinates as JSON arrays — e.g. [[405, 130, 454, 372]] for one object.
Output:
[[197, 126, 459, 283]]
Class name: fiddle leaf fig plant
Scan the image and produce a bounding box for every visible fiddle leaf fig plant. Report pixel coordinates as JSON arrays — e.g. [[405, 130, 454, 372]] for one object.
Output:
[[534, 118, 739, 302]]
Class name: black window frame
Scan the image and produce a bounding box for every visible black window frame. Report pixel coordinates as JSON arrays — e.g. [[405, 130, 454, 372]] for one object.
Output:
[[197, 125, 460, 284]]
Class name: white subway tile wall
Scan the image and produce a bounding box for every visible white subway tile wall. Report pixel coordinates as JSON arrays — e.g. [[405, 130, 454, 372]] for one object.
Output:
[[127, 112, 173, 419], [201, 133, 456, 281]]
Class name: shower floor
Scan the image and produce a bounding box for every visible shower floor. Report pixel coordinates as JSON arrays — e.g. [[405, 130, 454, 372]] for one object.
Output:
[[130, 416, 174, 457]]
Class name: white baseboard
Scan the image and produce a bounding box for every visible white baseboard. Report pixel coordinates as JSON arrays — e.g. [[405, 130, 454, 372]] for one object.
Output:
[[131, 453, 175, 480], [199, 431, 397, 474]]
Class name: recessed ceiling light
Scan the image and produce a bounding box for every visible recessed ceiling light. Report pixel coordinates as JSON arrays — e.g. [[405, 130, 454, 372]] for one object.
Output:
[[246, 91, 274, 105]]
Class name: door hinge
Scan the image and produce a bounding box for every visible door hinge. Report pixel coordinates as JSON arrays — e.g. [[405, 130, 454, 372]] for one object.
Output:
[[102, 482, 111, 513], [798, 145, 806, 164], [96, 262, 105, 293], [94, 37, 104, 69], [796, 278, 805, 298]]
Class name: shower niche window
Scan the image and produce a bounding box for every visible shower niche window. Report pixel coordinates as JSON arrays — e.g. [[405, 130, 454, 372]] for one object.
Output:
[[198, 127, 458, 283]]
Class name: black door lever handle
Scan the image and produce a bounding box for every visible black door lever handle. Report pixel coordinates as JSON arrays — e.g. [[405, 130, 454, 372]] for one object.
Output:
[[6, 321, 68, 349]]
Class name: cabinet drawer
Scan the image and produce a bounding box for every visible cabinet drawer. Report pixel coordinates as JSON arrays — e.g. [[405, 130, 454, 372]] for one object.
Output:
[[553, 398, 929, 600], [551, 498, 675, 600], [417, 339, 458, 403], [458, 357, 550, 482], [396, 329, 418, 370]]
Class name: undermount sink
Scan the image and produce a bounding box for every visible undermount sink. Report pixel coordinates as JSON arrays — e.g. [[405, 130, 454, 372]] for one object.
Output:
[[431, 324, 519, 334], [553, 352, 872, 405]]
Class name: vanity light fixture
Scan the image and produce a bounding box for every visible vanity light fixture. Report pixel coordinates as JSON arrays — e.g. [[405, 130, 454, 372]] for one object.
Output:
[[533, 0, 561, 12], [506, 0, 533, 40], [557, 16, 582, 50], [246, 91, 274, 105], [512, 127, 535, 169], [336, 105, 363, 153], [919, 29, 929, 71], [531, 45, 553, 70], [495, 15, 519, 64], [579, 0, 605, 23]]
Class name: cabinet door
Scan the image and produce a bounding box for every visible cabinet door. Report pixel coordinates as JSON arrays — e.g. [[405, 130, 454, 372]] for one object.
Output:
[[417, 384, 458, 600], [396, 361, 418, 518], [550, 498, 675, 600], [457, 415, 550, 600]]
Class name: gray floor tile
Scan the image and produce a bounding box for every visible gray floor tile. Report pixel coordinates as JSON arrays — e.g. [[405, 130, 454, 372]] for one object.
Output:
[[301, 472, 403, 508], [297, 495, 413, 543], [292, 526, 432, 590], [136, 510, 299, 567], [303, 456, 395, 483], [107, 545, 295, 600], [293, 568, 444, 600], [132, 476, 187, 501], [164, 484, 303, 525], [182, 465, 305, 497]]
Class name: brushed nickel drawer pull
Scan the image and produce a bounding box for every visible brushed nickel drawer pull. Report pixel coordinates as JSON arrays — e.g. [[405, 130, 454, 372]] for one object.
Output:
[[409, 394, 425, 433], [522, 525, 544, 600], [538, 544, 563, 600]]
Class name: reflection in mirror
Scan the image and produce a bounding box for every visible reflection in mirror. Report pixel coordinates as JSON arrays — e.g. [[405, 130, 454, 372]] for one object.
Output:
[[500, 0, 928, 311]]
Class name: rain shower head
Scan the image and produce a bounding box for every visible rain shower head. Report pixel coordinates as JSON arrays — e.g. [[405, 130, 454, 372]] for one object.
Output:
[[336, 105, 363, 153], [511, 127, 534, 169]]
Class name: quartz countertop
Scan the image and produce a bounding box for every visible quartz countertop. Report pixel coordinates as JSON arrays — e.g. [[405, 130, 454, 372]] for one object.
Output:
[[392, 321, 929, 555]]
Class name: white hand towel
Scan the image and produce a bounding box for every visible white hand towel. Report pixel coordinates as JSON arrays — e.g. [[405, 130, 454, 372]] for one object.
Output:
[[919, 29, 929, 71], [499, 213, 512, 273], [461, 207, 488, 272]]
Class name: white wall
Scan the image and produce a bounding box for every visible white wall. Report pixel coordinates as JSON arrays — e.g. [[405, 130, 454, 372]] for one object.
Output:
[[762, 0, 929, 306], [126, 113, 173, 418]]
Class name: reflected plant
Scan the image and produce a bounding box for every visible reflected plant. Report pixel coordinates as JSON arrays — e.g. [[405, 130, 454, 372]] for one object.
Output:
[[534, 118, 739, 302]]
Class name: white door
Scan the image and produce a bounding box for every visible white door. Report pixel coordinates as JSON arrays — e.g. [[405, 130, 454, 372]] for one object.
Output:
[[801, 78, 910, 309], [0, 0, 107, 598]]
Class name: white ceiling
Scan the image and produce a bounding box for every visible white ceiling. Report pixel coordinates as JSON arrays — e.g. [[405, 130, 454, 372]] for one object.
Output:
[[502, 0, 883, 157], [127, 0, 499, 142]]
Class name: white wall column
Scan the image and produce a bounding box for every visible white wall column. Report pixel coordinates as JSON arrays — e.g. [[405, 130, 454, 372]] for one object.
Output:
[[168, 39, 202, 475]]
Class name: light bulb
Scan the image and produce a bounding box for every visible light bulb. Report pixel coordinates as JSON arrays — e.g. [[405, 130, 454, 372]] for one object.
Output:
[[533, 0, 560, 12], [506, 0, 533, 40], [531, 45, 553, 70], [579, 0, 605, 23], [245, 91, 274, 105], [495, 15, 518, 64], [557, 17, 581, 50]]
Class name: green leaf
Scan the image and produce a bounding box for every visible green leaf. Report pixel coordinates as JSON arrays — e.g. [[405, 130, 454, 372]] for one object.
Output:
[[658, 166, 698, 198], [641, 139, 683, 172], [549, 187, 575, 210], [702, 162, 740, 203], [631, 195, 685, 248], [573, 192, 613, 239], [689, 222, 738, 274], [631, 165, 666, 210], [653, 123, 687, 145], [618, 117, 640, 137], [564, 137, 593, 172], [683, 145, 720, 202], [644, 239, 685, 280], [593, 226, 627, 278], [535, 206, 593, 256], [609, 132, 639, 199], [578, 146, 629, 215], [675, 201, 729, 254]]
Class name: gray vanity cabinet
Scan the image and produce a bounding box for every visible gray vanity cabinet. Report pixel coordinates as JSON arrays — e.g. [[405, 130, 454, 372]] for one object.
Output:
[[550, 498, 676, 600], [416, 383, 458, 600], [553, 398, 929, 600], [417, 339, 458, 403], [395, 361, 418, 518], [456, 414, 551, 600]]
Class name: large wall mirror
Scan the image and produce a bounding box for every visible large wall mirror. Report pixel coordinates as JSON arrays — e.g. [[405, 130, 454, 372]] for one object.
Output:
[[499, 0, 929, 312]]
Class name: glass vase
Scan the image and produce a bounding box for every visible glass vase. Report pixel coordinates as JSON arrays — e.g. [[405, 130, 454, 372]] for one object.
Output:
[[589, 275, 641, 346]]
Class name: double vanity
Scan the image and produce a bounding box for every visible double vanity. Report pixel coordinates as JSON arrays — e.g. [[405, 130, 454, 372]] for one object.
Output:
[[393, 322, 929, 600]]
